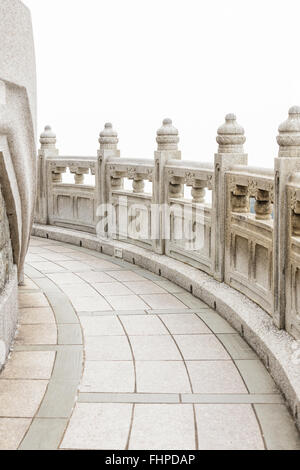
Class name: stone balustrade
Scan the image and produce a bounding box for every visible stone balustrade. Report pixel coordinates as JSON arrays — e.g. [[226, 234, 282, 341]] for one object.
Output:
[[35, 109, 300, 340]]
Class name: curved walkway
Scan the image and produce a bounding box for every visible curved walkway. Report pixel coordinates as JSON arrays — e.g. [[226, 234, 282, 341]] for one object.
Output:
[[0, 236, 299, 450]]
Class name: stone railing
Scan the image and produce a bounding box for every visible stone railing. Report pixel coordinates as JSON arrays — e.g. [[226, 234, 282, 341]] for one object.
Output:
[[35, 109, 300, 340]]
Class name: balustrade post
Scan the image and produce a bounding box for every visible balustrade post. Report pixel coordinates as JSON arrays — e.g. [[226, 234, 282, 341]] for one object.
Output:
[[97, 123, 120, 239], [152, 119, 181, 254], [191, 181, 206, 204], [35, 126, 59, 224], [70, 166, 89, 185], [254, 189, 272, 220], [213, 114, 248, 282], [273, 106, 300, 329]]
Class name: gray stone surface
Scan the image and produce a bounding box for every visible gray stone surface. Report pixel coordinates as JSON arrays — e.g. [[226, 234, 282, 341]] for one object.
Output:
[[0, 185, 16, 367], [0, 0, 36, 363], [32, 226, 300, 431]]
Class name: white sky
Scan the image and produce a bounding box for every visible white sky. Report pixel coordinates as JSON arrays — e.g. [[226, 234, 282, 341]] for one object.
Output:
[[23, 0, 300, 167]]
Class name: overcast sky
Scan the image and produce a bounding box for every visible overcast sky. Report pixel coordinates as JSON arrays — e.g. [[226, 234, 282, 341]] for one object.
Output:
[[23, 0, 300, 167]]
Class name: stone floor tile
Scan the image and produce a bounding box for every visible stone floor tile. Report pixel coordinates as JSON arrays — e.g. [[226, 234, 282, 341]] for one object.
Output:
[[46, 272, 85, 285], [124, 281, 167, 295], [120, 315, 168, 335], [78, 393, 180, 404], [149, 308, 200, 315], [0, 418, 31, 450], [58, 324, 82, 345], [29, 261, 67, 273], [235, 360, 279, 394], [105, 295, 149, 311], [130, 336, 181, 361], [19, 307, 55, 324], [154, 280, 186, 294], [51, 350, 83, 382], [19, 418, 68, 450], [0, 351, 55, 379], [0, 380, 47, 417], [65, 253, 98, 262], [111, 310, 147, 316], [140, 294, 188, 310], [60, 403, 132, 450], [37, 380, 79, 418], [71, 296, 113, 312], [159, 313, 211, 335], [107, 270, 147, 282], [93, 282, 133, 296], [80, 316, 125, 336], [18, 292, 49, 308], [40, 253, 73, 262], [57, 261, 92, 272], [187, 361, 248, 394], [129, 404, 195, 450], [84, 336, 132, 361], [84, 259, 119, 270], [195, 404, 265, 450], [174, 335, 230, 360], [136, 271, 163, 282], [45, 246, 78, 253], [196, 311, 236, 333], [60, 284, 98, 297], [174, 293, 208, 309], [24, 264, 46, 279], [254, 404, 300, 450], [16, 324, 57, 345], [136, 361, 191, 393], [217, 334, 257, 360], [76, 271, 116, 283], [40, 290, 79, 324], [80, 361, 135, 393], [28, 247, 53, 255], [25, 254, 46, 263], [182, 393, 284, 404]]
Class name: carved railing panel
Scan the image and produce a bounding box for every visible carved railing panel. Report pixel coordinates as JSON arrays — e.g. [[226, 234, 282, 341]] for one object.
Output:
[[107, 159, 154, 250], [225, 170, 274, 314], [165, 162, 214, 275], [286, 180, 300, 339], [46, 157, 97, 233]]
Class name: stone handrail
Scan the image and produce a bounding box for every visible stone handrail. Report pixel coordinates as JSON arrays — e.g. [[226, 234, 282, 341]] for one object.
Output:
[[35, 111, 300, 340]]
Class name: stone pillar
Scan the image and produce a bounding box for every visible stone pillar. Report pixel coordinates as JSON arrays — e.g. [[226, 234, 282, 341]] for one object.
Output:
[[213, 114, 248, 282], [273, 106, 300, 329], [152, 119, 181, 254], [96, 123, 120, 239], [35, 126, 59, 225]]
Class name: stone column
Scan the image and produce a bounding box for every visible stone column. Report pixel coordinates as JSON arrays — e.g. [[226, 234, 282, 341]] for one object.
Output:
[[213, 114, 248, 282], [273, 106, 300, 329], [35, 126, 59, 225], [152, 119, 181, 254], [96, 123, 120, 239]]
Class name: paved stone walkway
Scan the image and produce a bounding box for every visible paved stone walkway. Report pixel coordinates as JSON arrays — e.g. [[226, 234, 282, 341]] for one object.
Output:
[[0, 237, 299, 450]]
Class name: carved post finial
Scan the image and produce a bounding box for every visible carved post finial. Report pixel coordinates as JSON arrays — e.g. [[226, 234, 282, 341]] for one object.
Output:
[[156, 118, 179, 151], [99, 123, 119, 150], [277, 106, 300, 157], [217, 114, 246, 154], [40, 125, 57, 150]]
